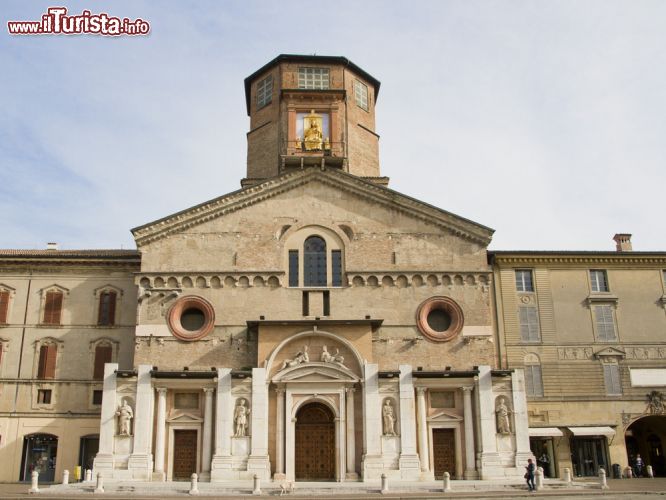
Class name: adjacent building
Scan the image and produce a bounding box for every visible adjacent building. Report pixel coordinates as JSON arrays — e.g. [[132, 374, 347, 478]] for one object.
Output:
[[0, 54, 663, 483]]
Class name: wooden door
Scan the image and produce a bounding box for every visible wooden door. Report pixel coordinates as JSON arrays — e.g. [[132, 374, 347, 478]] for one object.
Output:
[[433, 429, 456, 479], [295, 403, 335, 480], [172, 430, 197, 480]]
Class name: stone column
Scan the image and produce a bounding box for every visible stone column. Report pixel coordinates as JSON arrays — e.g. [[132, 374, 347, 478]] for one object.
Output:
[[92, 363, 118, 475], [211, 368, 232, 481], [128, 364, 154, 479], [154, 388, 167, 478], [511, 369, 532, 467], [361, 363, 382, 479], [247, 368, 271, 479], [345, 387, 357, 478], [202, 388, 215, 474], [398, 365, 421, 479], [416, 387, 430, 474], [477, 365, 499, 479], [462, 386, 477, 479], [274, 388, 286, 479]]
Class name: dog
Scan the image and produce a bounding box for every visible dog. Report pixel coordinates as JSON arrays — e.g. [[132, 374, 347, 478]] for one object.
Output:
[[279, 480, 294, 496]]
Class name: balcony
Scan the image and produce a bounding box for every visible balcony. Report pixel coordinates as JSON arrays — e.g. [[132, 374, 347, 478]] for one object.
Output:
[[281, 140, 346, 171]]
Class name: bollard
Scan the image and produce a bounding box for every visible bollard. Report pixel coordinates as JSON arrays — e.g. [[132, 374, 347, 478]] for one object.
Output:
[[563, 467, 572, 484], [62, 469, 69, 485], [625, 466, 633, 479], [252, 474, 261, 495], [599, 468, 608, 489], [647, 465, 654, 478], [28, 470, 39, 494], [85, 469, 93, 482], [535, 466, 544, 491], [443, 471, 451, 492], [381, 473, 389, 494], [189, 473, 199, 495], [94, 472, 104, 493]]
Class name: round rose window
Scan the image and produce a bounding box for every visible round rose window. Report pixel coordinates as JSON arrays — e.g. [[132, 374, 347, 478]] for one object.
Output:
[[167, 296, 215, 341], [416, 296, 464, 342]]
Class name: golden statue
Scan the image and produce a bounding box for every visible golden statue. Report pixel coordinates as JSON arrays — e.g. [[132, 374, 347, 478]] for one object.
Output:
[[303, 110, 323, 151]]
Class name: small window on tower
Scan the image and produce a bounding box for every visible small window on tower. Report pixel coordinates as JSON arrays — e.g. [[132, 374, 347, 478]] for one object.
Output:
[[298, 67, 329, 89], [256, 74, 273, 109], [354, 80, 368, 110]]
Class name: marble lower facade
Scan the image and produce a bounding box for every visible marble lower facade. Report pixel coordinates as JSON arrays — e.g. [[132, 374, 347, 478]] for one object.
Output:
[[93, 332, 533, 482]]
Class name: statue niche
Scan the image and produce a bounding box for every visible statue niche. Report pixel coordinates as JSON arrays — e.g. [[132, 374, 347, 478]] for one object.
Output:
[[495, 396, 513, 435], [303, 110, 324, 151], [382, 398, 397, 436], [116, 398, 134, 436]]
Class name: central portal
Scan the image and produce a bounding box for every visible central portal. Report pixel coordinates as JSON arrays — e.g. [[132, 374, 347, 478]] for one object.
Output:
[[295, 402, 335, 480]]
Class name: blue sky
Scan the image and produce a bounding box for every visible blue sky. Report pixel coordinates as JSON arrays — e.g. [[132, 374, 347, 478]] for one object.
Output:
[[2, 1, 665, 251]]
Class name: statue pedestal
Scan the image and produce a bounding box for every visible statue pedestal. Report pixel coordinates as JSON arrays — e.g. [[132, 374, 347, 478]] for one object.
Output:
[[232, 436, 250, 457]]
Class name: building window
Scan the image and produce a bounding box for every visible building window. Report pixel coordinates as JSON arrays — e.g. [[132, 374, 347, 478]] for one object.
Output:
[[515, 270, 534, 292], [97, 291, 117, 326], [524, 354, 544, 397], [42, 291, 63, 325], [590, 270, 609, 292], [332, 250, 342, 287], [603, 363, 622, 395], [354, 80, 368, 110], [256, 74, 273, 109], [289, 250, 299, 287], [298, 67, 329, 89], [92, 390, 103, 405], [519, 306, 540, 342], [304, 236, 327, 287], [0, 290, 9, 324], [37, 344, 57, 379], [93, 343, 113, 380], [37, 389, 52, 404], [594, 305, 617, 341]]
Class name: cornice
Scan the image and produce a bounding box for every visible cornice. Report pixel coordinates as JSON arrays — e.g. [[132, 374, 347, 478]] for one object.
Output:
[[491, 253, 666, 266]]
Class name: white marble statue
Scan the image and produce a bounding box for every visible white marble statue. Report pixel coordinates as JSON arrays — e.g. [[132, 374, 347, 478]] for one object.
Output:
[[280, 346, 309, 370], [320, 346, 345, 366], [495, 397, 512, 434], [116, 399, 134, 436], [234, 399, 251, 437], [382, 399, 397, 436]]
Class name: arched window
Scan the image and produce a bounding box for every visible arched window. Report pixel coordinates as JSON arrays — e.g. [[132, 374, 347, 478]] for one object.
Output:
[[304, 236, 327, 287], [285, 228, 345, 288], [524, 353, 544, 397]]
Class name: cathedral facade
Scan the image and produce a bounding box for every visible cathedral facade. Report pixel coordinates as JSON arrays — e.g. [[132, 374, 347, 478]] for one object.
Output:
[[0, 55, 664, 484]]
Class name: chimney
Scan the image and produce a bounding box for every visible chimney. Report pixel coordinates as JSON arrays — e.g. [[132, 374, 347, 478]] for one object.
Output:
[[613, 234, 632, 252], [46, 242, 58, 251]]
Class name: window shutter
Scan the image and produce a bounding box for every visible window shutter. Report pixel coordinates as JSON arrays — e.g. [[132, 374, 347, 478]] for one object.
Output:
[[525, 366, 534, 396], [0, 291, 9, 323], [289, 251, 299, 287], [595, 305, 616, 341], [44, 291, 63, 325], [44, 344, 57, 379], [93, 344, 113, 380], [519, 307, 540, 342], [38, 344, 56, 379], [107, 292, 116, 325], [98, 291, 117, 326], [603, 364, 622, 395], [532, 365, 544, 396]]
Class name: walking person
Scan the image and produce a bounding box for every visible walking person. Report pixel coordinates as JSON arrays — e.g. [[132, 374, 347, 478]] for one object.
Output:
[[525, 458, 536, 491], [634, 454, 644, 478]]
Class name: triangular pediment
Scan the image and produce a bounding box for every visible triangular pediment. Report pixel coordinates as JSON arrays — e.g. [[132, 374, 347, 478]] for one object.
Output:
[[273, 362, 359, 383], [429, 409, 463, 422], [594, 347, 626, 359], [168, 412, 202, 423], [131, 168, 493, 247]]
